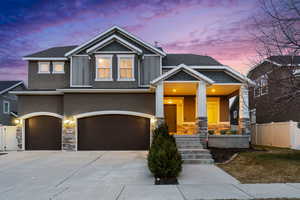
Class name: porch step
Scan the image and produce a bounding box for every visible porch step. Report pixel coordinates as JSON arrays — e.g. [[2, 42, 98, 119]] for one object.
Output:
[[174, 135, 214, 165]]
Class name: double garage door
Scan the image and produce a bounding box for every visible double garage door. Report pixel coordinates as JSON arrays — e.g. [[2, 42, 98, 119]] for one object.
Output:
[[25, 115, 150, 150]]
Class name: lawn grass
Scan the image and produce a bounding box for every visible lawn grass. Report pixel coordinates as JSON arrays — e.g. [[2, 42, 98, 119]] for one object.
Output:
[[217, 146, 300, 183]]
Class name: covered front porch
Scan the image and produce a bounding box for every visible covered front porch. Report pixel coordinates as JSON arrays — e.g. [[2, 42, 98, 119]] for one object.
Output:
[[163, 82, 241, 135], [152, 64, 253, 139]]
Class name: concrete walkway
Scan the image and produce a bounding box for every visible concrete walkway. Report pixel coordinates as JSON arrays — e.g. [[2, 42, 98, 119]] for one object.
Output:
[[1, 151, 300, 199]]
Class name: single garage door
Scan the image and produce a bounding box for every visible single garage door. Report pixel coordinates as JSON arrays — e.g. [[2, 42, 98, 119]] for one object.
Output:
[[78, 115, 150, 150], [25, 116, 62, 150]]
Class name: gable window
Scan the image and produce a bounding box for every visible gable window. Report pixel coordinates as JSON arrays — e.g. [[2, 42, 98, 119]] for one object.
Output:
[[3, 100, 9, 114], [117, 55, 134, 81], [95, 55, 113, 81], [53, 62, 65, 74], [38, 62, 50, 73]]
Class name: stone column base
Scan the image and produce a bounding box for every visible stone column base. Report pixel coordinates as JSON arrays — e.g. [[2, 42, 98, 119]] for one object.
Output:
[[196, 117, 208, 148], [62, 127, 76, 151], [239, 118, 251, 135], [16, 125, 23, 150], [155, 117, 165, 128]]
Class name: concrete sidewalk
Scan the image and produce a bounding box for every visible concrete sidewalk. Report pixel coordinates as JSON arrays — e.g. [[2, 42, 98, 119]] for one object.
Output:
[[1, 151, 300, 199]]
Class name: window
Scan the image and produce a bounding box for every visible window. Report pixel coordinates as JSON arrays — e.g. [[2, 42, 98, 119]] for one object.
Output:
[[260, 74, 268, 95], [250, 109, 256, 124], [254, 79, 261, 97], [233, 110, 238, 119], [3, 101, 9, 114], [38, 62, 50, 73], [117, 55, 134, 81], [53, 62, 65, 74], [95, 55, 113, 81]]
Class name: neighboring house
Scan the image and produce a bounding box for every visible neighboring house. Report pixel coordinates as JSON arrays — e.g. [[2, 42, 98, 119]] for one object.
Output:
[[12, 26, 253, 151], [247, 56, 300, 124], [0, 81, 25, 125]]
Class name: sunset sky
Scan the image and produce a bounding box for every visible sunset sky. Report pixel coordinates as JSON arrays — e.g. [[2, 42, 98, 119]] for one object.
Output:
[[0, 0, 259, 82]]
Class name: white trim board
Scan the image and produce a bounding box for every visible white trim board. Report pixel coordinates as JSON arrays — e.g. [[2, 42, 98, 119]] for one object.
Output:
[[10, 91, 63, 95], [56, 88, 153, 93], [74, 110, 154, 119], [65, 25, 166, 57], [22, 57, 68, 61], [20, 112, 63, 120], [151, 64, 215, 85], [0, 81, 23, 95]]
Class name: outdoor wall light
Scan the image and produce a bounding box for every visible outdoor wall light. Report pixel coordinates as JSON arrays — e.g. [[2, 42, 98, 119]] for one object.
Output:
[[172, 89, 177, 93], [211, 88, 216, 93], [14, 119, 21, 124]]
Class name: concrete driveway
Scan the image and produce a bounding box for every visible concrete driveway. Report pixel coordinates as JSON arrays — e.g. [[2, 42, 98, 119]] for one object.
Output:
[[0, 151, 239, 200]]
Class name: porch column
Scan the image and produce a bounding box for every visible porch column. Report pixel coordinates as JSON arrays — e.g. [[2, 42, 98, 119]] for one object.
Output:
[[155, 81, 164, 126], [239, 83, 251, 135], [196, 81, 208, 138]]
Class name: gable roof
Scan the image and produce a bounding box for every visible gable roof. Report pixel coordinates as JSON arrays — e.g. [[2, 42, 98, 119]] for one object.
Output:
[[248, 55, 300, 75], [23, 46, 77, 60], [151, 64, 215, 85], [65, 26, 166, 57], [162, 54, 222, 66], [86, 35, 143, 54], [0, 81, 24, 95]]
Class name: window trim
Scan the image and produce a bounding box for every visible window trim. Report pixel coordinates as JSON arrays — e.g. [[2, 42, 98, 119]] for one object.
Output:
[[38, 62, 50, 74], [95, 55, 113, 81], [52, 61, 65, 74], [117, 54, 135, 81], [3, 100, 10, 114], [260, 74, 268, 96]]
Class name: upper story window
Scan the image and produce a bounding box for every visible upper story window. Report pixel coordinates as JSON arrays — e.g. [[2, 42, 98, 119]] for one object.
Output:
[[38, 62, 50, 74], [117, 55, 134, 81], [254, 74, 268, 97], [3, 100, 9, 114], [95, 55, 113, 81], [53, 62, 65, 74]]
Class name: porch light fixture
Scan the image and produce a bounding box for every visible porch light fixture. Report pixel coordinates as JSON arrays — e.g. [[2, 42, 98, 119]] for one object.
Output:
[[14, 119, 20, 124], [211, 88, 216, 93], [168, 100, 173, 104], [172, 89, 177, 93]]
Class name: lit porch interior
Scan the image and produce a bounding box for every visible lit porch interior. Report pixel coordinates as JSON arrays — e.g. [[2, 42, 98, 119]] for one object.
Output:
[[163, 82, 240, 135]]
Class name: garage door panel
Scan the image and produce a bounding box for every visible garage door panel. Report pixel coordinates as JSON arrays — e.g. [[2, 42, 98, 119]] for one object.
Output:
[[78, 115, 150, 150], [25, 116, 62, 150]]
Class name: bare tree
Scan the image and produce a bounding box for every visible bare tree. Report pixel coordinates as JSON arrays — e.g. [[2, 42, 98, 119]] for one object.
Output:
[[250, 0, 300, 121]]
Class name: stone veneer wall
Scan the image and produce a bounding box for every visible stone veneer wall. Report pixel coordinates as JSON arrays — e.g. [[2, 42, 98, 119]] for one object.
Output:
[[62, 126, 76, 151], [239, 118, 251, 135], [208, 135, 250, 148], [196, 117, 208, 148], [16, 125, 22, 150]]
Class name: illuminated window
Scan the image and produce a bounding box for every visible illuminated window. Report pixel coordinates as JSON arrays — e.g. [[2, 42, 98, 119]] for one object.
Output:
[[117, 55, 134, 81], [260, 74, 268, 95], [38, 62, 50, 73], [95, 55, 113, 81], [53, 62, 65, 73]]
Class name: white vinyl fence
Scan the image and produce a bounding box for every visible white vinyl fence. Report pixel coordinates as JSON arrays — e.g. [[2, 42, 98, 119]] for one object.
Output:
[[251, 121, 300, 149], [0, 126, 18, 151]]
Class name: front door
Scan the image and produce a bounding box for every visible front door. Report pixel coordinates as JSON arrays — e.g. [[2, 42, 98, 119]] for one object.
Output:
[[164, 104, 177, 132]]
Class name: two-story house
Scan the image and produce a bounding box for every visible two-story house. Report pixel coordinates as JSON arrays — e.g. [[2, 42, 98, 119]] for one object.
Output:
[[12, 26, 253, 151], [0, 81, 25, 126], [247, 56, 300, 124]]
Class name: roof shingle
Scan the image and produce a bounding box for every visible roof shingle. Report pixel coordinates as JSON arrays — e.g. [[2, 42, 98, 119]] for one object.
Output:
[[162, 54, 222, 66], [24, 46, 77, 58]]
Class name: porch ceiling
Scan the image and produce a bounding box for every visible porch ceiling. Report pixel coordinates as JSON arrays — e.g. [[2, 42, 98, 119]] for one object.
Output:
[[164, 82, 240, 96]]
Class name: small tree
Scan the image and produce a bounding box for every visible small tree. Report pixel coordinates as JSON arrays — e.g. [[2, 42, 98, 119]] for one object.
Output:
[[147, 123, 182, 184]]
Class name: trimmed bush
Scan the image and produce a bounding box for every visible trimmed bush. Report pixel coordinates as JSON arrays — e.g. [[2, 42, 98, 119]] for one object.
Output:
[[147, 123, 182, 183], [208, 130, 215, 135], [228, 129, 238, 135]]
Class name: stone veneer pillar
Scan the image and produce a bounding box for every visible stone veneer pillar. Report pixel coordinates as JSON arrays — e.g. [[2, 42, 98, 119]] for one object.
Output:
[[196, 81, 208, 147], [239, 84, 251, 135], [62, 117, 77, 151], [16, 123, 23, 150]]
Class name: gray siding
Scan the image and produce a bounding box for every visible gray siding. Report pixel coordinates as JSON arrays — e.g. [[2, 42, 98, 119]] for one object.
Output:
[[28, 61, 70, 89], [97, 41, 132, 52], [64, 93, 155, 116], [91, 54, 140, 88], [166, 71, 198, 81], [0, 85, 24, 125], [71, 56, 91, 86], [140, 56, 161, 85], [18, 95, 63, 116]]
